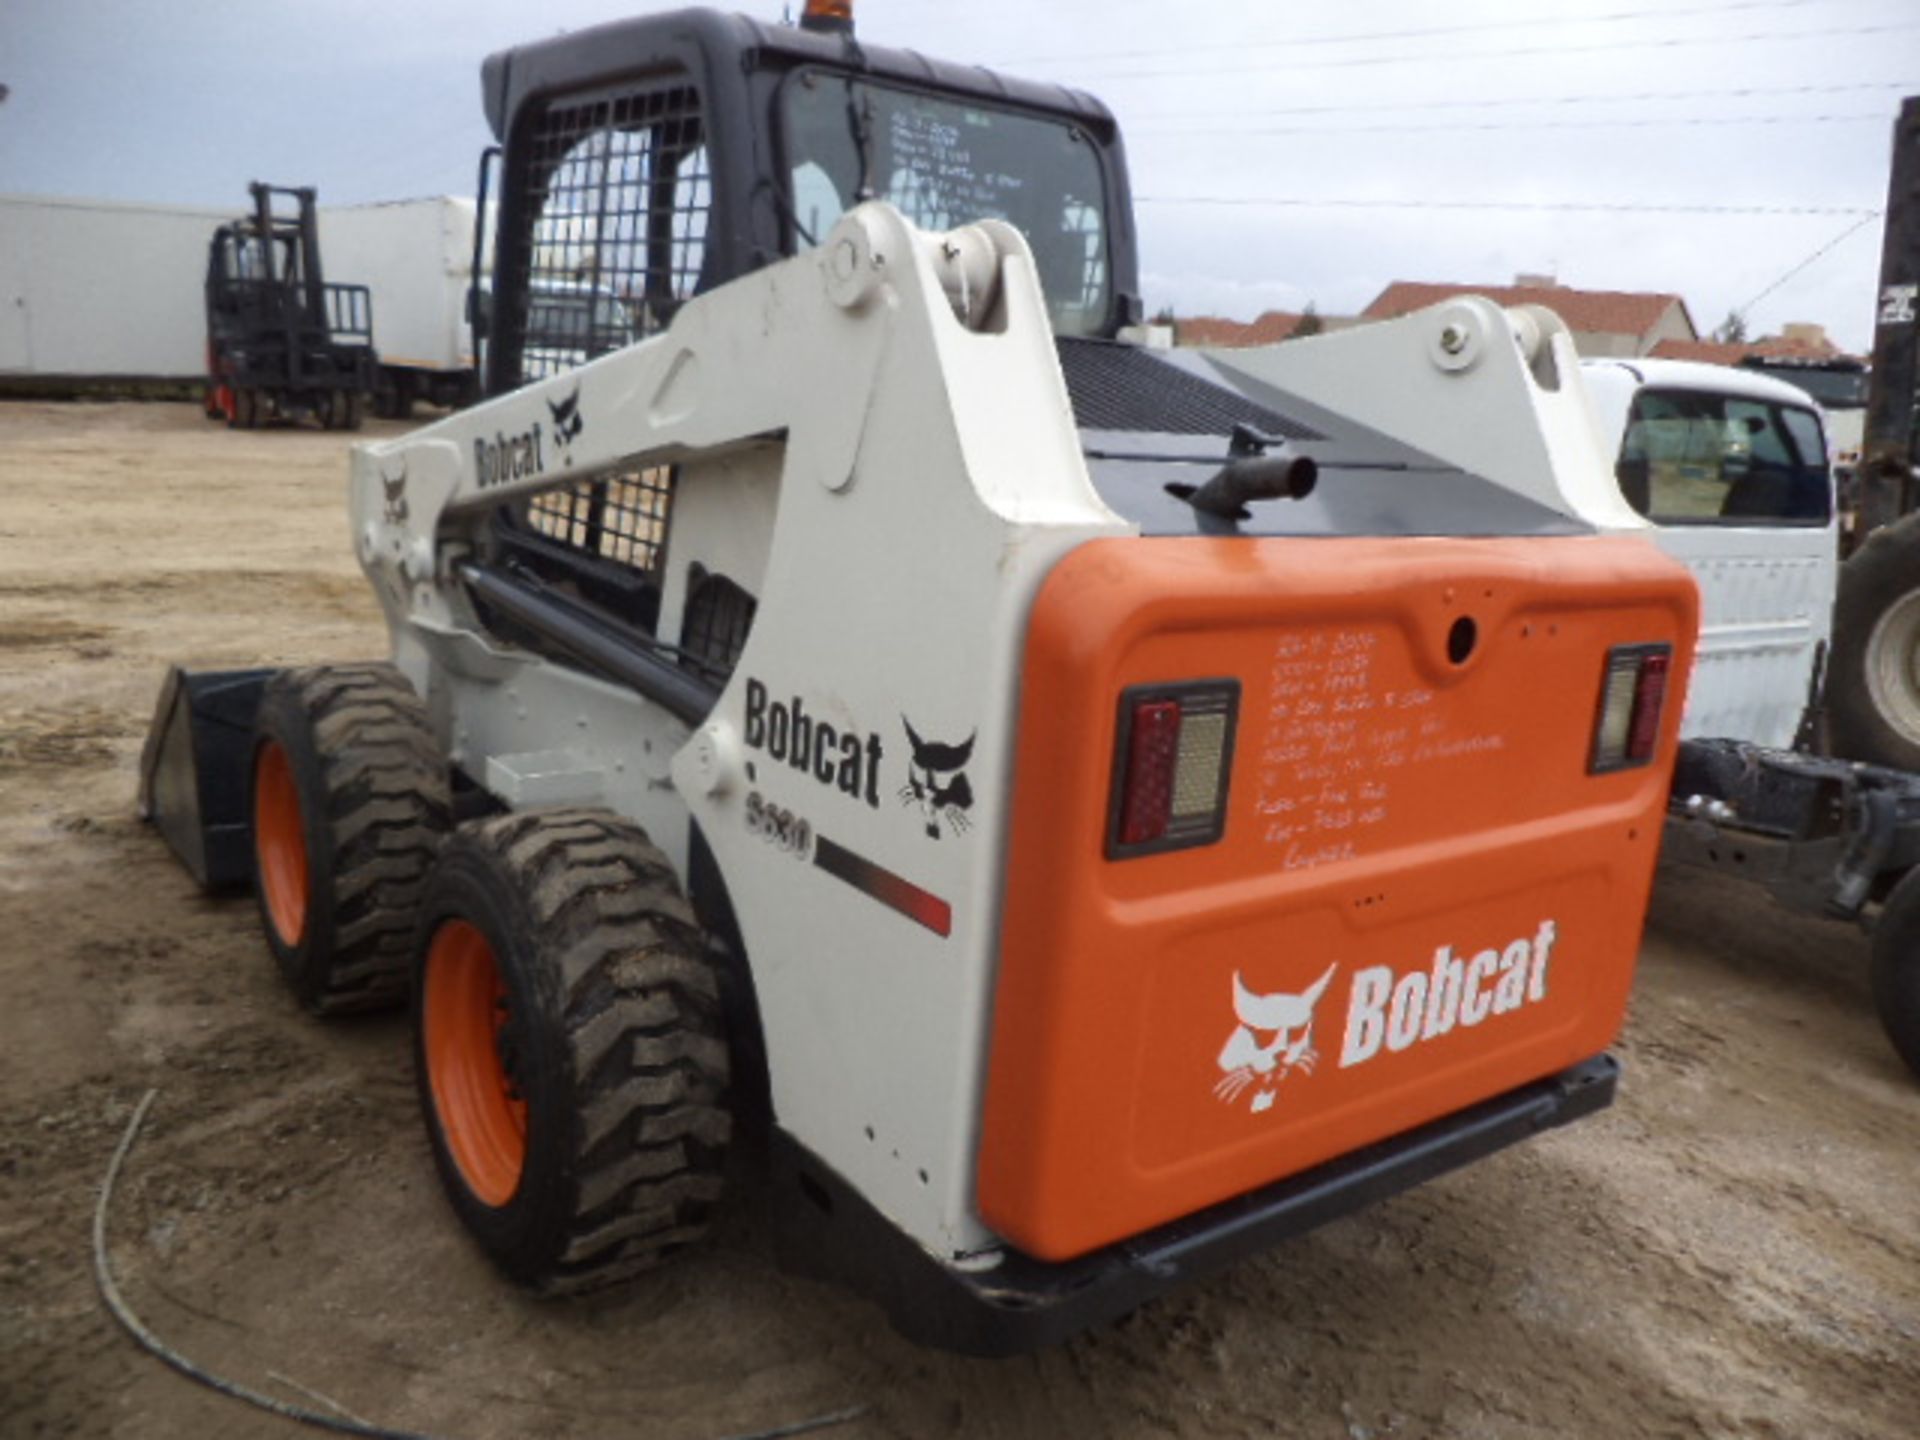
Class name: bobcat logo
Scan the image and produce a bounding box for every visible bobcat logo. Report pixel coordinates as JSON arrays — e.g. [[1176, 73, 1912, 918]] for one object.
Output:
[[379, 460, 408, 525], [547, 386, 584, 449], [1214, 963, 1337, 1113], [900, 718, 974, 840]]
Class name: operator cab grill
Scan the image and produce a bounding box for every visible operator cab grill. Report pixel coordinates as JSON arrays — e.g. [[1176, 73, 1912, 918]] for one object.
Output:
[[1055, 337, 1324, 440], [492, 71, 711, 646], [506, 75, 711, 387], [523, 465, 674, 572]]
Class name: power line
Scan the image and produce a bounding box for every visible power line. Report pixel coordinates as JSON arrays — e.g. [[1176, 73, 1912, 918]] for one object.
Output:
[[1734, 213, 1883, 317], [997, 0, 1822, 67], [1133, 112, 1892, 139], [1064, 22, 1920, 83], [1134, 196, 1883, 217], [1128, 80, 1919, 125]]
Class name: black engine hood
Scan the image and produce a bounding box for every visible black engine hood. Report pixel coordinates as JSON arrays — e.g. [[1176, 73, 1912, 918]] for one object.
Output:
[[1055, 337, 1587, 540]]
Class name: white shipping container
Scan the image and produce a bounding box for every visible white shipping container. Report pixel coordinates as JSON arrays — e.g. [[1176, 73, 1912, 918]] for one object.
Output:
[[1, 192, 483, 404], [0, 195, 227, 378], [318, 197, 482, 407]]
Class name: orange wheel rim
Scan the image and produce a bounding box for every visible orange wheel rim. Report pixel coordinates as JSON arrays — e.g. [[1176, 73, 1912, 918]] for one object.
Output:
[[424, 919, 528, 1206], [253, 739, 309, 947]]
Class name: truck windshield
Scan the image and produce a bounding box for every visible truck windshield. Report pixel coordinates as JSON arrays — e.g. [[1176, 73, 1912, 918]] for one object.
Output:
[[783, 73, 1112, 336], [1617, 390, 1831, 526]]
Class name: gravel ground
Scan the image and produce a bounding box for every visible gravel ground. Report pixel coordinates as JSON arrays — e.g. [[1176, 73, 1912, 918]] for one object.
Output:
[[2, 400, 1916, 1439]]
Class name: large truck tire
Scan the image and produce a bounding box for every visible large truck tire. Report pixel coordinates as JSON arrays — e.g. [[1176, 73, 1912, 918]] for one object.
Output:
[[1871, 866, 1920, 1081], [1827, 512, 1920, 772], [250, 664, 450, 1014], [412, 809, 732, 1295]]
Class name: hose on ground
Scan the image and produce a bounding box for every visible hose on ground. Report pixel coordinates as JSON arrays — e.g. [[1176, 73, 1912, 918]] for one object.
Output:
[[93, 1087, 869, 1440]]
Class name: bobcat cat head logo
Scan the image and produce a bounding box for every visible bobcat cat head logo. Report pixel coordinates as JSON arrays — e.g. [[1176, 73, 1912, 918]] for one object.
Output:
[[379, 460, 408, 525], [900, 717, 974, 840], [548, 386, 584, 448], [1214, 963, 1337, 1114]]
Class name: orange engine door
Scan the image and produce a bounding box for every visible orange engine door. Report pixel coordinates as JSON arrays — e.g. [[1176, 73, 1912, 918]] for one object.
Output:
[[977, 534, 1696, 1261]]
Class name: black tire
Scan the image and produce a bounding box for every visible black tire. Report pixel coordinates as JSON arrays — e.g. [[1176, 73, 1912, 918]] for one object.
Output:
[[1871, 866, 1920, 1081], [317, 390, 339, 431], [1828, 512, 1920, 771], [340, 389, 365, 432], [373, 377, 412, 421], [412, 809, 732, 1295], [249, 664, 450, 1014], [229, 386, 259, 430]]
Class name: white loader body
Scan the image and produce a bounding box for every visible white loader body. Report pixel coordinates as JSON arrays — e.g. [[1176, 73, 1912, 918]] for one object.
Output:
[[346, 205, 1681, 1261]]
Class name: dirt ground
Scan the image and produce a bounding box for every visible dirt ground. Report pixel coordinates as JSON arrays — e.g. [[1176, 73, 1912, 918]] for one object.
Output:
[[2, 400, 1917, 1439]]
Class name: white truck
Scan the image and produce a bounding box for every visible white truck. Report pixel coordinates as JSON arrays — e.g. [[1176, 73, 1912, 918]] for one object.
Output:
[[1581, 358, 1835, 750], [1582, 354, 1920, 1080], [317, 197, 481, 415]]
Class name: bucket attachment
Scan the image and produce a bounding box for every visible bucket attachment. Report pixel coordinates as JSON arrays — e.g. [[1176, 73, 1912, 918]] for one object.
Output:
[[137, 666, 280, 890]]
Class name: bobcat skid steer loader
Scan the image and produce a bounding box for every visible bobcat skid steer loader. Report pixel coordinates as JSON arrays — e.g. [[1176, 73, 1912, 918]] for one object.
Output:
[[140, 4, 1697, 1354]]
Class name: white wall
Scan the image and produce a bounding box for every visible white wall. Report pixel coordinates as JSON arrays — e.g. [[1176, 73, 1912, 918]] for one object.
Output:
[[0, 195, 227, 377]]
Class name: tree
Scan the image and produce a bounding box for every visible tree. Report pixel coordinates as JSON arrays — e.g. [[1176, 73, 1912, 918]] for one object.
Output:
[[1294, 302, 1325, 338], [1149, 306, 1177, 327], [1713, 310, 1749, 344]]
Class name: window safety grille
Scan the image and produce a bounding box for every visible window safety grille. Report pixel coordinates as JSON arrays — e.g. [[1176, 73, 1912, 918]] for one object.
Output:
[[679, 568, 758, 685], [523, 466, 675, 572], [509, 79, 710, 387], [501, 77, 710, 593]]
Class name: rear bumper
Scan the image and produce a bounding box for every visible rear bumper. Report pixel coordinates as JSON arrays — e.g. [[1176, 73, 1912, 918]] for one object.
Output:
[[771, 1053, 1618, 1356]]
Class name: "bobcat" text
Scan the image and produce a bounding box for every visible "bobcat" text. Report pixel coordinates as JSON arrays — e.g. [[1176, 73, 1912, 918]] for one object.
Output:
[[743, 678, 883, 809]]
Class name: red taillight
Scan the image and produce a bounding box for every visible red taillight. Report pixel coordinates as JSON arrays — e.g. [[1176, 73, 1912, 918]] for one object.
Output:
[[1108, 681, 1239, 858], [1591, 644, 1673, 773], [1119, 700, 1182, 846], [1627, 651, 1670, 762]]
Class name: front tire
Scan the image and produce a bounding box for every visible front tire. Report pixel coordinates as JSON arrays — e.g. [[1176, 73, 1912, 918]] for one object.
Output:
[[413, 810, 732, 1295], [250, 664, 450, 1014], [1828, 513, 1920, 771]]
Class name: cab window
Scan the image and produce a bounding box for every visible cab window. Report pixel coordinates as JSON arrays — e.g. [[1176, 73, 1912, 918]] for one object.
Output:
[[1616, 389, 1830, 526]]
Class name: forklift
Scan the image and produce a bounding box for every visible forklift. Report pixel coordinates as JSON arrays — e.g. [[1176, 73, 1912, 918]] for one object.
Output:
[[203, 182, 376, 431]]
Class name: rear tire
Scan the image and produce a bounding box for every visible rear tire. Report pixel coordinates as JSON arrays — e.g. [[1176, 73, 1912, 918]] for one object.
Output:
[[1828, 513, 1920, 771], [340, 389, 365, 432], [1871, 866, 1920, 1081], [412, 809, 732, 1295], [229, 386, 259, 430], [250, 664, 450, 1014]]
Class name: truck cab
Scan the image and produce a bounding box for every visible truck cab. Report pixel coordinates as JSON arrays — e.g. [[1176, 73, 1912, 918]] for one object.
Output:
[[1582, 357, 1836, 749]]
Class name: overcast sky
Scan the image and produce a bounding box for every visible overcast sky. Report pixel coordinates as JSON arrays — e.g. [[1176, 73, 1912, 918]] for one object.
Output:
[[2, 0, 1914, 350]]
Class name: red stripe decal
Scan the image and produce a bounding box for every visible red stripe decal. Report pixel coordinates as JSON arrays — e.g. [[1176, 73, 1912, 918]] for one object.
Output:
[[813, 836, 952, 937]]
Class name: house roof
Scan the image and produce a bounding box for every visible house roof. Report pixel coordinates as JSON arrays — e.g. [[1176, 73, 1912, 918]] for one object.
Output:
[[1363, 281, 1693, 340], [1174, 310, 1310, 348], [1649, 335, 1850, 365]]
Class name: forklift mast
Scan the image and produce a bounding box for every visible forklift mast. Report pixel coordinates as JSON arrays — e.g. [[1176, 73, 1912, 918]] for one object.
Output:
[[1859, 96, 1920, 534], [243, 183, 330, 330]]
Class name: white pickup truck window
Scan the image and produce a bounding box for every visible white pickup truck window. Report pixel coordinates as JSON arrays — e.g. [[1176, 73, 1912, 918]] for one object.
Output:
[[1617, 390, 1830, 526]]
